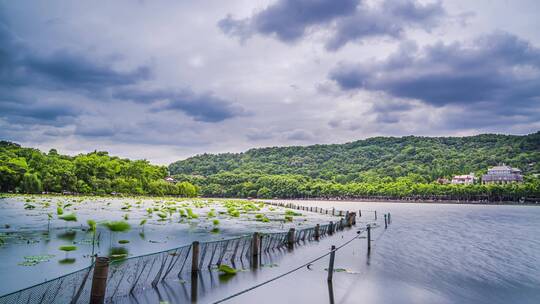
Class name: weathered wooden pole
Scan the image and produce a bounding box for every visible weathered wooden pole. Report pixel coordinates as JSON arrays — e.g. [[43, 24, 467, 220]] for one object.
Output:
[[328, 221, 334, 235], [251, 232, 260, 265], [359, 210, 362, 217], [190, 271, 198, 303], [327, 245, 336, 282], [388, 213, 391, 224], [315, 224, 320, 240], [332, 208, 335, 216], [384, 214, 387, 229], [287, 228, 295, 247], [191, 241, 200, 273], [90, 256, 110, 304], [367, 225, 371, 252], [374, 211, 377, 220]]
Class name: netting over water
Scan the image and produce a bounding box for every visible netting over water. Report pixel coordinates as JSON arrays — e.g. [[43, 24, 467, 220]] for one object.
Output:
[[0, 203, 356, 304]]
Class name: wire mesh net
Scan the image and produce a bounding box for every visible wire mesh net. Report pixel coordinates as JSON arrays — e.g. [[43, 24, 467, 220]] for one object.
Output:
[[0, 264, 94, 304], [0, 202, 361, 304]]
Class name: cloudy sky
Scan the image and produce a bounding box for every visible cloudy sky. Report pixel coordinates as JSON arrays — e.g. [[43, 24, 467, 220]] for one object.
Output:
[[1, 0, 539, 164]]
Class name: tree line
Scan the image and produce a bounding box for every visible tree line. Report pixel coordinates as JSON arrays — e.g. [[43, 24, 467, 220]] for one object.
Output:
[[0, 141, 198, 197], [169, 132, 540, 202], [174, 172, 540, 202], [169, 132, 540, 181]]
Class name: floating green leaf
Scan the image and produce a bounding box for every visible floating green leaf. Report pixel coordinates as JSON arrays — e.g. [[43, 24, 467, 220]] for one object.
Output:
[[59, 213, 77, 222], [218, 264, 237, 275]]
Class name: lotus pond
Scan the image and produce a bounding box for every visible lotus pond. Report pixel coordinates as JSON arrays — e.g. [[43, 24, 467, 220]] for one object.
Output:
[[0, 195, 336, 295]]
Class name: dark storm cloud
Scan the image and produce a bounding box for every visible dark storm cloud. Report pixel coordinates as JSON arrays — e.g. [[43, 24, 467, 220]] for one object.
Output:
[[326, 0, 445, 50], [113, 89, 247, 122], [1, 14, 243, 126], [0, 20, 150, 92], [329, 32, 540, 115], [0, 95, 80, 126], [219, 0, 359, 42], [219, 0, 445, 50]]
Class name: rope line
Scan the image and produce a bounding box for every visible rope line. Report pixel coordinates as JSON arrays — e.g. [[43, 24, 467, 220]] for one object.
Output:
[[212, 229, 369, 304]]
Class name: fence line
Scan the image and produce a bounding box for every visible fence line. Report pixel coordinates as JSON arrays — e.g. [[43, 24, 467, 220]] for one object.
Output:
[[0, 202, 371, 304]]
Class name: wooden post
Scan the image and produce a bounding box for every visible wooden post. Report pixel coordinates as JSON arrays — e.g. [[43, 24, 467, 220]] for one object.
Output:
[[388, 213, 391, 224], [328, 221, 333, 235], [191, 241, 200, 273], [251, 232, 261, 266], [190, 272, 198, 303], [384, 214, 388, 229], [359, 210, 361, 217], [287, 228, 295, 247], [374, 211, 377, 220], [315, 224, 320, 240], [332, 208, 335, 216], [327, 245, 336, 282], [367, 225, 371, 252], [90, 256, 110, 304]]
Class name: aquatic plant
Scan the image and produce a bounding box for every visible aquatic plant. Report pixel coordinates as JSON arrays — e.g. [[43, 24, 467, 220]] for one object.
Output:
[[47, 213, 53, 231], [156, 212, 168, 220], [212, 219, 220, 226], [59, 245, 77, 259], [139, 219, 147, 231], [18, 255, 55, 266], [56, 206, 64, 215], [118, 240, 130, 244], [59, 213, 77, 222], [218, 264, 237, 275], [109, 247, 129, 261], [123, 214, 129, 220], [59, 245, 77, 252], [211, 227, 220, 233], [59, 258, 76, 265], [284, 215, 293, 222], [104, 221, 131, 232], [207, 209, 216, 218], [285, 210, 302, 216], [87, 219, 97, 232], [186, 208, 198, 219]]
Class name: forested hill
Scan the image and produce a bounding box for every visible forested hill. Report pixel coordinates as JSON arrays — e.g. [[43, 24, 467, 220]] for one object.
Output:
[[0, 141, 197, 196], [169, 132, 540, 181]]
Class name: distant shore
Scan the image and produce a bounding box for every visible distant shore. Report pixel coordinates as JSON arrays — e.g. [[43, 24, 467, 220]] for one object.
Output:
[[260, 197, 540, 206], [2, 193, 539, 206]]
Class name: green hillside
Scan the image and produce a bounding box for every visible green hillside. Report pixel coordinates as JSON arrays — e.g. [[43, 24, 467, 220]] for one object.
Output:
[[0, 141, 197, 196], [169, 132, 540, 201], [170, 132, 540, 180]]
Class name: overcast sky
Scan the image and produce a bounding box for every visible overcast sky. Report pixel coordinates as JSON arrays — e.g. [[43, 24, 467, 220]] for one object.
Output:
[[1, 0, 539, 164]]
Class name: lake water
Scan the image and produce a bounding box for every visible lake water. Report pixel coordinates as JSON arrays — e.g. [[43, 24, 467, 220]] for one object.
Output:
[[219, 200, 540, 304], [0, 196, 334, 296], [1, 197, 539, 303]]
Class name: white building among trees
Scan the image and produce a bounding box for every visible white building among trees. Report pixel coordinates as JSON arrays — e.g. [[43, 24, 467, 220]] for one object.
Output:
[[451, 173, 476, 185], [482, 165, 523, 184]]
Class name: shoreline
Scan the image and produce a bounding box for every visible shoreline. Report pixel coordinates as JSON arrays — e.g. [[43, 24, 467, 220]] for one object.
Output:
[[2, 193, 539, 206], [260, 197, 540, 206]]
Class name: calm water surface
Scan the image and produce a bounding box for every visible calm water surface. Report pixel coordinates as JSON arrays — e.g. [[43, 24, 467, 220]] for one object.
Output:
[[230, 200, 540, 304], [1, 198, 539, 303]]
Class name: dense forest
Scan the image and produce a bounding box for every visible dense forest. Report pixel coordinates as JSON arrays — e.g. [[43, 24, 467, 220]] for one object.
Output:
[[170, 133, 540, 201], [0, 141, 197, 196]]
